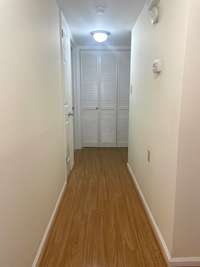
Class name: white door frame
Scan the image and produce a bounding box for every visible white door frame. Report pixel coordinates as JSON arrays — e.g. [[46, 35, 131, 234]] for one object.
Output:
[[74, 46, 130, 149]]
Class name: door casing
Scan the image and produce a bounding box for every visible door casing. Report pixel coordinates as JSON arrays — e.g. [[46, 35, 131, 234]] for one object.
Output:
[[60, 11, 74, 176], [79, 49, 130, 148]]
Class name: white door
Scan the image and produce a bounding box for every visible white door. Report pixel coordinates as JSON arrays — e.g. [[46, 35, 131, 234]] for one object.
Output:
[[61, 13, 74, 175], [117, 51, 130, 147], [80, 50, 130, 148], [100, 52, 117, 146], [81, 51, 99, 147]]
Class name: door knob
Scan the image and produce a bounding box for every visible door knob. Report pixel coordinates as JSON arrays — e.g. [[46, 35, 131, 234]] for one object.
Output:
[[68, 112, 74, 117]]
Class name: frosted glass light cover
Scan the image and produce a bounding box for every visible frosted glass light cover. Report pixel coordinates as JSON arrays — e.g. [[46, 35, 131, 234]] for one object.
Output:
[[91, 31, 110, 43]]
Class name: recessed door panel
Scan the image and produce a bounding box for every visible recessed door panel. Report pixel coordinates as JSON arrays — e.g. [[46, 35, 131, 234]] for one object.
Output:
[[80, 50, 130, 148], [100, 110, 116, 146], [81, 81, 98, 109], [81, 52, 99, 109], [81, 51, 99, 146], [82, 110, 99, 146], [117, 110, 129, 147], [117, 51, 130, 147], [100, 53, 117, 109], [118, 51, 130, 109], [100, 52, 117, 146], [100, 80, 116, 109]]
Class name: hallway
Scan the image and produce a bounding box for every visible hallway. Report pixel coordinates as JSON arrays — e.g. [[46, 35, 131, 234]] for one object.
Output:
[[39, 148, 167, 267]]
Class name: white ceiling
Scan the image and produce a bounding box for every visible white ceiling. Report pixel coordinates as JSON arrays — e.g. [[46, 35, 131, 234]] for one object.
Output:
[[58, 0, 146, 46]]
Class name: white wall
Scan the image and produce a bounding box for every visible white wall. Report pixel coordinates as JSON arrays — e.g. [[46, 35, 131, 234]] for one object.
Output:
[[173, 0, 200, 257], [0, 1, 65, 266], [128, 0, 189, 254]]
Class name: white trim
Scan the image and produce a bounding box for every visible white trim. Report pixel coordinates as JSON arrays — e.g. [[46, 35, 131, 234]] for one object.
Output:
[[72, 46, 82, 149], [117, 142, 128, 148], [127, 162, 200, 267], [32, 181, 67, 267], [170, 258, 200, 266], [127, 163, 171, 265], [77, 48, 131, 149], [78, 45, 131, 51]]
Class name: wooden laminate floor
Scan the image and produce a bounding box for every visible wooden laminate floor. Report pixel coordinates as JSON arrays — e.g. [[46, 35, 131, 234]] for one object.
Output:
[[39, 148, 167, 267]]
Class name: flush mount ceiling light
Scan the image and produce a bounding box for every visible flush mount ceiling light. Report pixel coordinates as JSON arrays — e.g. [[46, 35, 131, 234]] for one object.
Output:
[[91, 31, 110, 43]]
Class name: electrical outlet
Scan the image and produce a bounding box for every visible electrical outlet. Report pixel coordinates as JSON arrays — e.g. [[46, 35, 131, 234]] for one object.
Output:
[[147, 150, 151, 163]]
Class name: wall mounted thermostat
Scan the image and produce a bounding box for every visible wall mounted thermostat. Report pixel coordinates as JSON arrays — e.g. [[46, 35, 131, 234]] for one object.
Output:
[[152, 59, 162, 74]]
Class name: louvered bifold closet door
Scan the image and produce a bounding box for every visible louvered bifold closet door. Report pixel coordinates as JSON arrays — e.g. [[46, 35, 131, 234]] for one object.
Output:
[[81, 51, 99, 147], [117, 51, 130, 147], [99, 52, 117, 147]]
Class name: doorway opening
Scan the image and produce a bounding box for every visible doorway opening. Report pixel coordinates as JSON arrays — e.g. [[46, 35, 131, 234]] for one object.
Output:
[[72, 48, 130, 149]]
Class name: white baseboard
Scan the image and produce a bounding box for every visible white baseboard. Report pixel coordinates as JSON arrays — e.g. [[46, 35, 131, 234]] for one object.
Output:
[[127, 162, 200, 267], [32, 181, 67, 267], [170, 258, 200, 266], [117, 142, 128, 148], [127, 163, 171, 265]]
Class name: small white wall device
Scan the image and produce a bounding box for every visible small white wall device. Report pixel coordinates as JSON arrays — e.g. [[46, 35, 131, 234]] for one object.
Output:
[[148, 0, 160, 24], [152, 59, 162, 74]]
